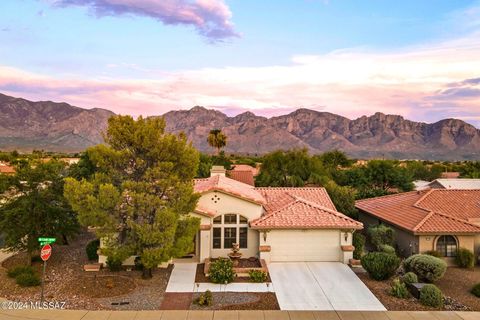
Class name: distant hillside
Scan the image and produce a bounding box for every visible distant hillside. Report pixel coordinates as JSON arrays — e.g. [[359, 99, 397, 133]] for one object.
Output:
[[163, 107, 480, 160], [1, 93, 479, 160], [0, 93, 113, 152]]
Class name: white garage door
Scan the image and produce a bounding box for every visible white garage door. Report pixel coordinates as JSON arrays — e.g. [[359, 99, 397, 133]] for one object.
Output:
[[269, 230, 341, 262]]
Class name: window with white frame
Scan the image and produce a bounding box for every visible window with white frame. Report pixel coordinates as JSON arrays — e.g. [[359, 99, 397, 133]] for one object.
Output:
[[212, 214, 248, 249]]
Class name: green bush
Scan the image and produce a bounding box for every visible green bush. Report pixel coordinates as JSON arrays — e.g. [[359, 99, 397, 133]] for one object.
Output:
[[209, 258, 235, 284], [86, 239, 100, 261], [194, 290, 213, 307], [419, 284, 443, 308], [361, 252, 401, 281], [380, 244, 396, 255], [390, 278, 409, 299], [424, 250, 442, 258], [106, 256, 123, 272], [7, 266, 35, 278], [15, 272, 41, 287], [353, 233, 366, 260], [401, 272, 418, 285], [455, 247, 475, 268], [248, 270, 267, 283], [403, 254, 447, 283], [471, 283, 480, 298], [368, 224, 395, 250]]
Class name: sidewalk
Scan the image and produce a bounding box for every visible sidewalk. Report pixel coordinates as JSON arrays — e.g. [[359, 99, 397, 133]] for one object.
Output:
[[0, 310, 478, 320]]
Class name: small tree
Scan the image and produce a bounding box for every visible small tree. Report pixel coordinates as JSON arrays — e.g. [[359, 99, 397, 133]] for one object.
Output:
[[64, 116, 200, 279], [207, 129, 227, 155]]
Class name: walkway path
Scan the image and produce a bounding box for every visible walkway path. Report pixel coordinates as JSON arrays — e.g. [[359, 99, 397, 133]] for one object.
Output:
[[166, 264, 274, 293], [0, 310, 478, 320]]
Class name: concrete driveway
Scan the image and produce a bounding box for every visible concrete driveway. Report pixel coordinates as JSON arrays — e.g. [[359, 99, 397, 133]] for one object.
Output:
[[268, 262, 386, 311]]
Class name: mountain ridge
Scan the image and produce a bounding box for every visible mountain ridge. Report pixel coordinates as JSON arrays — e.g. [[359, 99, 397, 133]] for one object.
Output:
[[0, 93, 479, 160]]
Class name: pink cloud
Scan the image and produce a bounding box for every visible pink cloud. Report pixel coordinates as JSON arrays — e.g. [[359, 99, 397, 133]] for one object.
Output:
[[1, 32, 480, 127], [49, 0, 239, 41]]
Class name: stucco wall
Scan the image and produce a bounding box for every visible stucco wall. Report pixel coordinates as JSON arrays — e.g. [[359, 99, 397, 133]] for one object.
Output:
[[196, 190, 263, 259]]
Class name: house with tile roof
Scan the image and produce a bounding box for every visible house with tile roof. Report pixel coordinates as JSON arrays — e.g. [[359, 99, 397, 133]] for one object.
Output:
[[426, 179, 480, 190], [189, 166, 362, 264], [355, 190, 480, 264]]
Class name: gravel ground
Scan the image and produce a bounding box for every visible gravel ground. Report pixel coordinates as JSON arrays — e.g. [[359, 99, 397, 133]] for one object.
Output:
[[436, 267, 480, 311], [0, 231, 172, 310], [357, 270, 475, 311], [190, 292, 279, 310]]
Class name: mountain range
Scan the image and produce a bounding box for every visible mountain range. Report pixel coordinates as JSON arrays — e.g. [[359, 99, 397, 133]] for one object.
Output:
[[1, 93, 479, 160]]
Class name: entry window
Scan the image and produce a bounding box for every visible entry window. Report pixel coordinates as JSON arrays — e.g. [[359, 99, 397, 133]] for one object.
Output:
[[224, 227, 237, 249], [239, 227, 248, 248], [436, 235, 457, 257], [224, 214, 237, 224], [213, 216, 222, 224], [212, 214, 249, 249], [213, 228, 221, 249]]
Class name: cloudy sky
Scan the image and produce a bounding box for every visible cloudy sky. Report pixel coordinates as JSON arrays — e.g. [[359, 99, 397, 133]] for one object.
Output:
[[1, 0, 480, 126]]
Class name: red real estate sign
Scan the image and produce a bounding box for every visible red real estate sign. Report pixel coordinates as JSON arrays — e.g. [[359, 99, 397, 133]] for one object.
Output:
[[40, 244, 52, 261]]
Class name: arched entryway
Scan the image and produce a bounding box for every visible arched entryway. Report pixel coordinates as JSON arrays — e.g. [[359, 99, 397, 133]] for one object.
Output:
[[435, 235, 458, 257]]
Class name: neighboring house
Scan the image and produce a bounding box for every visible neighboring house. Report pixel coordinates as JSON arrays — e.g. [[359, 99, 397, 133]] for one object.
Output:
[[227, 169, 255, 186], [413, 180, 430, 191], [230, 164, 260, 176], [0, 162, 15, 175], [99, 166, 362, 266], [426, 179, 480, 190], [441, 172, 460, 179], [356, 190, 480, 264]]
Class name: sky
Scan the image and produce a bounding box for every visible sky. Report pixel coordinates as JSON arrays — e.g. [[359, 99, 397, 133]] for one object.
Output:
[[0, 0, 480, 127]]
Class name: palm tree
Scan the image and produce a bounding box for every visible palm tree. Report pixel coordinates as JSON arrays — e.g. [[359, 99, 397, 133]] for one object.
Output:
[[207, 129, 227, 155]]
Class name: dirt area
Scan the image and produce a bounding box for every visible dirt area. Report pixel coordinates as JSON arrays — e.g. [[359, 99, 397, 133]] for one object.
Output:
[[190, 292, 279, 310], [160, 293, 193, 310], [0, 231, 173, 310], [195, 263, 272, 283], [436, 267, 480, 311], [357, 267, 479, 311]]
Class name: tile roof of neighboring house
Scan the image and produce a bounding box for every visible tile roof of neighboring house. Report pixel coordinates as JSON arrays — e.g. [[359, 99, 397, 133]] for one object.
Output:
[[355, 190, 480, 234], [440, 172, 460, 179], [251, 188, 362, 230], [194, 205, 217, 217], [428, 179, 480, 189], [0, 164, 15, 174], [194, 175, 266, 204], [231, 164, 259, 176], [413, 180, 430, 191], [227, 170, 255, 186]]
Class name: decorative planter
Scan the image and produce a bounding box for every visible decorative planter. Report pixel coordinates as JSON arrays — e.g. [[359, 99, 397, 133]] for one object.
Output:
[[349, 258, 361, 267]]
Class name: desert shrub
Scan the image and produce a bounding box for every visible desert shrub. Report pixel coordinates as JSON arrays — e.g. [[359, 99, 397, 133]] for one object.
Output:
[[106, 256, 123, 272], [368, 224, 395, 250], [401, 272, 418, 285], [390, 278, 409, 299], [380, 244, 396, 255], [209, 258, 235, 284], [403, 254, 447, 283], [15, 272, 41, 287], [248, 270, 267, 283], [31, 255, 43, 263], [194, 290, 213, 307], [86, 239, 100, 261], [353, 233, 365, 260], [7, 265, 35, 278], [471, 283, 480, 298], [455, 247, 475, 268], [361, 252, 400, 280], [420, 284, 443, 308], [424, 250, 442, 258]]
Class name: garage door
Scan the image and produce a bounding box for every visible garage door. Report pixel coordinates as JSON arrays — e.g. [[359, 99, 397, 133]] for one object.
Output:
[[269, 230, 341, 262]]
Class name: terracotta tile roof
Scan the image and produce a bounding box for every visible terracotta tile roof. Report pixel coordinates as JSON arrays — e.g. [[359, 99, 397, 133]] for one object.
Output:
[[194, 205, 217, 217], [440, 172, 460, 179], [227, 170, 255, 186], [194, 175, 266, 204], [255, 187, 337, 213], [0, 165, 15, 174], [250, 188, 361, 230], [231, 164, 259, 176], [355, 190, 480, 234], [250, 195, 362, 230]]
